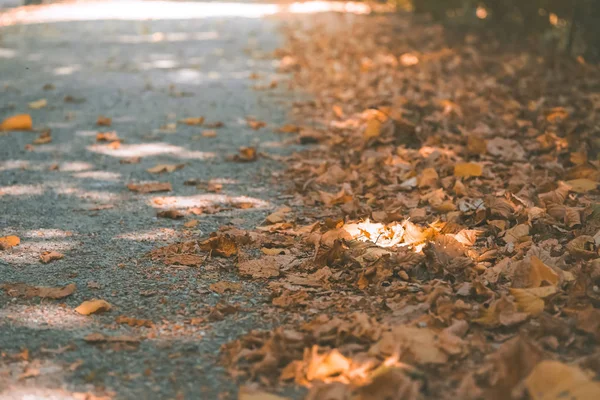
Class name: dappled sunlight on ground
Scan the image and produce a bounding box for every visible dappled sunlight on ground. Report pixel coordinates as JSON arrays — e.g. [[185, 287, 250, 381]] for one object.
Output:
[[113, 30, 219, 44], [0, 303, 92, 331], [53, 186, 119, 202], [87, 142, 216, 160], [72, 170, 122, 182], [0, 184, 45, 197], [114, 228, 181, 242], [0, 240, 76, 265], [0, 1, 373, 27], [20, 229, 75, 239], [149, 193, 270, 210]]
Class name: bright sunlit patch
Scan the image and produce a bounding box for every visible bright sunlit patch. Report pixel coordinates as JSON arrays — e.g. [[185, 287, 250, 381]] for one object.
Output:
[[476, 6, 488, 19], [115, 228, 180, 242], [87, 143, 216, 160], [0, 303, 91, 330], [58, 161, 94, 172], [0, 160, 30, 172], [53, 64, 80, 76], [21, 229, 74, 239], [343, 219, 404, 248], [114, 31, 219, 44], [53, 186, 118, 202], [73, 171, 122, 182], [0, 240, 75, 265], [0, 184, 44, 197], [0, 48, 17, 58], [0, 1, 372, 27], [149, 194, 270, 209]]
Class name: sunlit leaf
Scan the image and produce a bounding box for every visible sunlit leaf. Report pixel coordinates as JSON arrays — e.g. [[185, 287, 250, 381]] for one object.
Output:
[[1, 114, 32, 131], [75, 299, 112, 315]]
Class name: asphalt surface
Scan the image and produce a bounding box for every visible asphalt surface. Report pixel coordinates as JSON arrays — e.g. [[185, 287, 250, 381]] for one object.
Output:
[[0, 2, 301, 398]]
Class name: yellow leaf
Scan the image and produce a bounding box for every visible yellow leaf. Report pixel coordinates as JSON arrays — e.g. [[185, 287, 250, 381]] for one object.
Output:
[[75, 299, 112, 315], [529, 256, 559, 288], [1, 114, 33, 131], [454, 162, 483, 177], [0, 235, 20, 250], [526, 360, 600, 400], [39, 251, 64, 264], [565, 179, 598, 193], [28, 99, 47, 109], [510, 286, 557, 316], [364, 118, 382, 140]]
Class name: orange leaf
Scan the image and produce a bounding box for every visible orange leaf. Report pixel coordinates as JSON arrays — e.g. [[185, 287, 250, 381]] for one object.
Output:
[[454, 162, 483, 177], [75, 299, 112, 315], [96, 115, 112, 126], [40, 251, 64, 264], [1, 114, 32, 131], [0, 235, 20, 250], [127, 182, 172, 193]]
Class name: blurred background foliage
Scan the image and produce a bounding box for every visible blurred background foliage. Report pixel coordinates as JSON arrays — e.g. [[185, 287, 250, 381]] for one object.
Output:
[[394, 0, 600, 61]]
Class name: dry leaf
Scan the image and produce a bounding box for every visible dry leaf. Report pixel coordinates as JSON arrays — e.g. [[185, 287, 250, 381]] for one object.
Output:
[[454, 162, 483, 177], [32, 130, 52, 145], [96, 131, 119, 142], [233, 146, 258, 162], [96, 115, 112, 126], [565, 179, 598, 193], [509, 286, 557, 316], [209, 281, 242, 294], [503, 224, 530, 244], [247, 119, 266, 130], [28, 99, 47, 109], [127, 182, 172, 193], [277, 124, 301, 134], [364, 118, 382, 140], [184, 220, 199, 228], [526, 360, 600, 400], [39, 251, 64, 264], [1, 282, 76, 299], [199, 235, 238, 257], [84, 332, 140, 343], [181, 117, 205, 125], [202, 129, 217, 137], [147, 164, 185, 174], [528, 256, 559, 288], [157, 209, 183, 219], [0, 235, 20, 250], [75, 299, 112, 315], [1, 114, 32, 131], [237, 255, 292, 279]]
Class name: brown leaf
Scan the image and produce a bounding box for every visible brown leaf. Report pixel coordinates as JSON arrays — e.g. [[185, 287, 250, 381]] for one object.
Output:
[[127, 182, 172, 193], [157, 209, 184, 219], [164, 254, 204, 266], [566, 236, 598, 260], [233, 146, 258, 162], [202, 129, 217, 137], [528, 256, 559, 288], [84, 332, 140, 343], [199, 235, 238, 258], [115, 315, 153, 328], [96, 131, 119, 142], [237, 255, 292, 279], [181, 117, 205, 125], [75, 299, 112, 315], [509, 286, 557, 316], [1, 114, 32, 131], [565, 178, 598, 193], [32, 130, 52, 145], [276, 124, 301, 134], [0, 235, 20, 250], [96, 115, 112, 126], [209, 281, 242, 294], [39, 251, 64, 264], [247, 119, 266, 130], [1, 282, 76, 299]]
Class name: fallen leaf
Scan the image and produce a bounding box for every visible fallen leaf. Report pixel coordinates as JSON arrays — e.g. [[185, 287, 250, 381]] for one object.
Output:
[[32, 130, 52, 145], [454, 162, 483, 177], [526, 360, 600, 400], [184, 220, 199, 228], [147, 164, 185, 174], [509, 286, 557, 316], [1, 282, 76, 299], [247, 119, 266, 130], [0, 235, 20, 250], [157, 209, 184, 219], [237, 255, 292, 279], [115, 315, 153, 328], [84, 332, 140, 343], [364, 118, 382, 140], [233, 146, 258, 162], [209, 281, 242, 294], [28, 98, 47, 109], [96, 115, 112, 126], [120, 156, 141, 164], [276, 124, 301, 134], [202, 129, 217, 137], [164, 254, 204, 266], [96, 131, 119, 142], [181, 117, 205, 125], [199, 235, 238, 258], [127, 182, 172, 193], [39, 251, 64, 264], [75, 299, 112, 315], [528, 256, 559, 288], [565, 178, 598, 193], [1, 114, 32, 131]]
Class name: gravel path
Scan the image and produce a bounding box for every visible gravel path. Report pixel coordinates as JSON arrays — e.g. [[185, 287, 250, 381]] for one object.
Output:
[[0, 2, 300, 398]]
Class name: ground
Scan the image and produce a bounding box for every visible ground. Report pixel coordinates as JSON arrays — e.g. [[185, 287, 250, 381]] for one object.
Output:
[[0, 2, 301, 399]]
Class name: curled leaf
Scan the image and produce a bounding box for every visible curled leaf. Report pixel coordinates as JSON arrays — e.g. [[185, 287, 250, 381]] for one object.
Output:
[[75, 299, 112, 315], [1, 114, 32, 131]]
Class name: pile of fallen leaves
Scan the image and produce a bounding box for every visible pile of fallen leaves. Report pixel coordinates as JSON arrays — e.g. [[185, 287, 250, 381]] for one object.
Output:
[[216, 10, 600, 400]]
